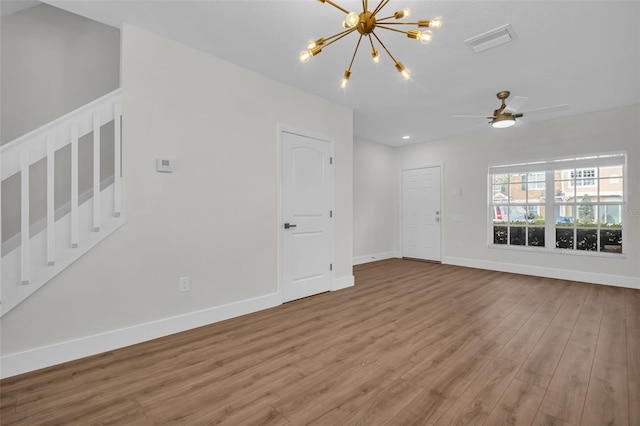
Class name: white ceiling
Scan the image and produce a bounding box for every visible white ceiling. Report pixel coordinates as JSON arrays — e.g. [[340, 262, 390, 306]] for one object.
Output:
[[38, 1, 640, 146]]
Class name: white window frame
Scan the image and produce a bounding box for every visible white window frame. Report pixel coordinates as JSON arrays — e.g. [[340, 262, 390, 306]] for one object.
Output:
[[488, 152, 626, 256]]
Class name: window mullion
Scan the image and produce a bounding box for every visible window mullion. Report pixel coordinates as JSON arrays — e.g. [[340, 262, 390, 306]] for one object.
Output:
[[545, 170, 555, 249]]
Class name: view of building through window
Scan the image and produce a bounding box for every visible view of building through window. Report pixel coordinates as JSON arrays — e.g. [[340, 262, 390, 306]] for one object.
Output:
[[489, 154, 625, 254]]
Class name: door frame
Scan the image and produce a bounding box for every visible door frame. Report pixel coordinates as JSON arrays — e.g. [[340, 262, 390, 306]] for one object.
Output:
[[399, 163, 445, 261], [277, 125, 335, 303]]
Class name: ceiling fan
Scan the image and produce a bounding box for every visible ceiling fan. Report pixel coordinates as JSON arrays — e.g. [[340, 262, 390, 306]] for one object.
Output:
[[452, 91, 569, 128]]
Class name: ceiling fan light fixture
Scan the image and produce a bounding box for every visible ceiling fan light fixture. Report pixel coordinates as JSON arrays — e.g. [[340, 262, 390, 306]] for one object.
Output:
[[492, 115, 516, 128]]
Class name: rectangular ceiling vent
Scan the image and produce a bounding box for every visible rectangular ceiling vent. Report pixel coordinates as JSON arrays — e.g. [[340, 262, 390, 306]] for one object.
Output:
[[464, 24, 516, 53]]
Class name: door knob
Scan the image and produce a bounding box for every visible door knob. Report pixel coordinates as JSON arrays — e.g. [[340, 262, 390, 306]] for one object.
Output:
[[284, 223, 297, 229]]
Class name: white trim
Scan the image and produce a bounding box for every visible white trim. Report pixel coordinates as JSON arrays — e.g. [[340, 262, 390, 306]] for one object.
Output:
[[353, 251, 401, 265], [332, 275, 354, 291], [443, 256, 640, 289], [0, 292, 281, 379]]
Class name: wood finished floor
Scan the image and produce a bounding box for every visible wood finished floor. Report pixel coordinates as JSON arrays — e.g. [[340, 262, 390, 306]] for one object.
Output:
[[1, 259, 638, 425]]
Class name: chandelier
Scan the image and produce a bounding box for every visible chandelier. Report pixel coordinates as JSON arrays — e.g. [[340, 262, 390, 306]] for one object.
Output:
[[299, 0, 442, 88]]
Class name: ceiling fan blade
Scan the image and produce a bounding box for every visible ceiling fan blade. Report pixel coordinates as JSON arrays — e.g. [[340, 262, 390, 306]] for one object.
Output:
[[451, 115, 495, 119], [519, 104, 570, 115], [503, 96, 528, 113]]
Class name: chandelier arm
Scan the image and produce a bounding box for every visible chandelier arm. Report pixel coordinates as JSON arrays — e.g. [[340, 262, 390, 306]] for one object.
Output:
[[347, 34, 365, 71], [324, 27, 358, 43], [371, 31, 399, 64], [375, 15, 396, 21], [323, 27, 359, 49], [375, 21, 422, 25], [372, 0, 391, 16], [376, 25, 409, 36], [368, 34, 376, 50], [362, 0, 367, 13], [321, 0, 351, 15]]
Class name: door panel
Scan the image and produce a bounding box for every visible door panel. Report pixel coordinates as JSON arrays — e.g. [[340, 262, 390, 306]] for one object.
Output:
[[281, 131, 332, 302], [402, 166, 442, 261]]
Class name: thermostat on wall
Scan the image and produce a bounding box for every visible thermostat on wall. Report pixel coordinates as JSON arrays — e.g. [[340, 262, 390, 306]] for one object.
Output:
[[156, 159, 173, 173]]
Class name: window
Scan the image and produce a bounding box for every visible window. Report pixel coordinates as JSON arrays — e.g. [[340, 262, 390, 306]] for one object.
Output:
[[489, 153, 625, 255], [569, 168, 597, 187]]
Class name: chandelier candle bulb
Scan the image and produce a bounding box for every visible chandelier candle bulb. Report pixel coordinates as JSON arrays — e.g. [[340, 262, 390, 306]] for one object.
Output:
[[371, 47, 380, 63], [340, 69, 352, 88], [420, 30, 433, 44], [299, 50, 311, 63], [307, 38, 325, 49], [394, 7, 411, 19], [395, 61, 411, 80], [345, 12, 360, 28], [430, 17, 443, 29]]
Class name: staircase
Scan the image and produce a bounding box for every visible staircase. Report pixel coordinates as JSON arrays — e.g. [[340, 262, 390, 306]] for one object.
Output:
[[1, 89, 124, 316]]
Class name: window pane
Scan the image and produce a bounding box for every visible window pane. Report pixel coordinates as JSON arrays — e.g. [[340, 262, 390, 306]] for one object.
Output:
[[527, 205, 544, 224], [509, 183, 526, 203], [509, 227, 525, 245], [492, 206, 508, 224], [576, 203, 597, 226], [492, 173, 509, 185], [494, 226, 508, 244], [576, 228, 598, 251], [600, 229, 622, 253], [555, 209, 573, 226], [528, 227, 545, 247], [597, 177, 623, 202], [556, 228, 574, 249], [600, 204, 622, 226], [492, 185, 509, 203], [508, 206, 529, 224]]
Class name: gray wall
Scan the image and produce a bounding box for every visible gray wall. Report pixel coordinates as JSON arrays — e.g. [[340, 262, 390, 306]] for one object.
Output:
[[1, 3, 120, 144]]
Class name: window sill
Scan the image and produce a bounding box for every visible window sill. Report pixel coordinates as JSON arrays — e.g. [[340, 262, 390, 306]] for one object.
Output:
[[488, 243, 627, 259]]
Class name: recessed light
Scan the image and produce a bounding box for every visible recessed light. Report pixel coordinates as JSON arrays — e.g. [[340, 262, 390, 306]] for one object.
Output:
[[402, 135, 411, 140]]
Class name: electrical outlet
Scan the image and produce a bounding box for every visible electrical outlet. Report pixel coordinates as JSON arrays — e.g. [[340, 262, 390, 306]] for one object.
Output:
[[179, 276, 190, 292]]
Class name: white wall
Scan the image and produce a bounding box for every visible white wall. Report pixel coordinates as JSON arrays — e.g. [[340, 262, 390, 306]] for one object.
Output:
[[0, 25, 353, 362], [353, 137, 397, 262], [391, 105, 639, 285]]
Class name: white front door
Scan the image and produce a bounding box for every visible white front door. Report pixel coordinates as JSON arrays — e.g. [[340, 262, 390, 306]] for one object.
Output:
[[401, 166, 442, 261], [280, 130, 333, 303]]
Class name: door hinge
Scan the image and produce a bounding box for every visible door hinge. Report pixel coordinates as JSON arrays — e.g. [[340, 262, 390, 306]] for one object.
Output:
[[329, 157, 333, 165], [329, 210, 333, 218], [330, 263, 333, 271]]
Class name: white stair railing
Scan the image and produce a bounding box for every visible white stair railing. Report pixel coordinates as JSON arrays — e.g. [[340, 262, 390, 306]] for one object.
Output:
[[1, 89, 124, 316]]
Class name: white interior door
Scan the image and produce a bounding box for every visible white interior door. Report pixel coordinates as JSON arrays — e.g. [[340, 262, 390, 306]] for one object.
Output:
[[402, 166, 442, 261], [281, 130, 333, 303]]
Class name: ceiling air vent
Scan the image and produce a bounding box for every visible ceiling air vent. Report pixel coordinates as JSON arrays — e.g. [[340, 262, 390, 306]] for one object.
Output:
[[464, 24, 516, 53]]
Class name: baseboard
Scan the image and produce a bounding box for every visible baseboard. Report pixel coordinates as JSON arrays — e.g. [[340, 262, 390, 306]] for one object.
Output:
[[332, 275, 355, 291], [353, 251, 401, 266], [443, 256, 640, 289], [0, 292, 281, 379]]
